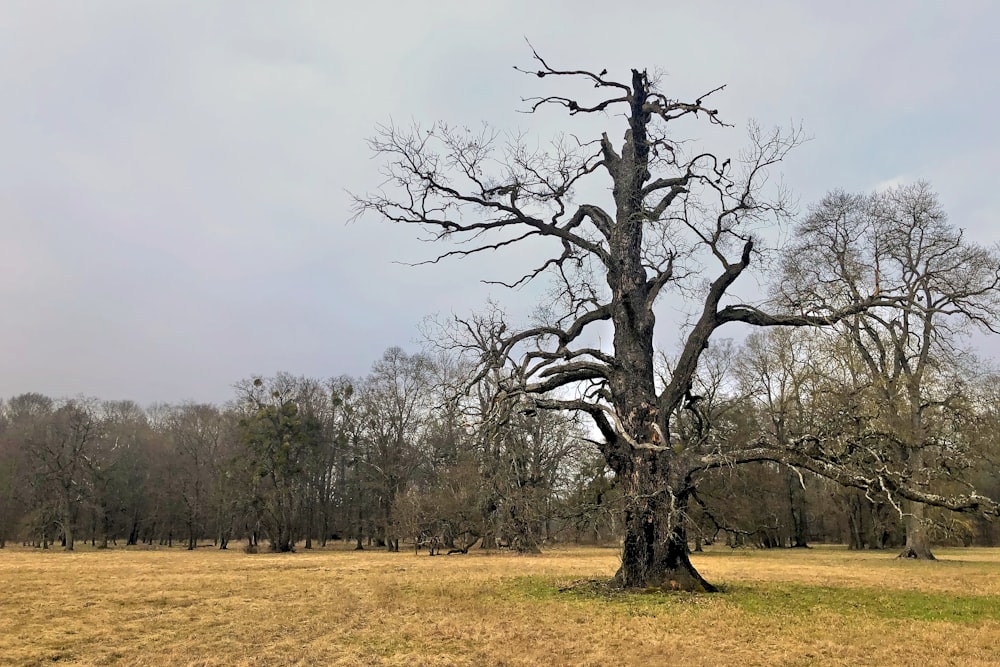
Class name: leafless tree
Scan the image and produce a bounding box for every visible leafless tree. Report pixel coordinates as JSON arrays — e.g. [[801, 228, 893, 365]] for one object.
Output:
[[779, 184, 1000, 559], [355, 51, 902, 590], [21, 398, 101, 551], [0, 399, 25, 548], [163, 403, 228, 550], [356, 348, 433, 551]]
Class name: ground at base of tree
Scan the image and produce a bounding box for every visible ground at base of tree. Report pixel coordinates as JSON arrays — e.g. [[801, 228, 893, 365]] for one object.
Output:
[[1, 545, 998, 666]]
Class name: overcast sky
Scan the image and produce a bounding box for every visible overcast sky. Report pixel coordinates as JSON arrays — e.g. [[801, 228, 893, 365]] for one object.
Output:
[[2, 1, 999, 405]]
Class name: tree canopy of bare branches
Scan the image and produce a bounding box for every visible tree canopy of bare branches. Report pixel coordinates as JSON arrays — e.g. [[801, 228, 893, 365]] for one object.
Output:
[[355, 50, 946, 590]]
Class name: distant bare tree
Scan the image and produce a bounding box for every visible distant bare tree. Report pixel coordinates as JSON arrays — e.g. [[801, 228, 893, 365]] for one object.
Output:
[[20, 398, 100, 551], [163, 404, 228, 550], [780, 184, 1000, 559], [88, 400, 149, 548], [356, 348, 433, 551], [0, 400, 23, 548]]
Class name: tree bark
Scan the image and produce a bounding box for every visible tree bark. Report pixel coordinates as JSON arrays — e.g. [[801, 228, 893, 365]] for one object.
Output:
[[614, 456, 716, 592], [898, 499, 935, 560], [899, 403, 935, 560], [60, 493, 74, 551], [787, 470, 809, 548]]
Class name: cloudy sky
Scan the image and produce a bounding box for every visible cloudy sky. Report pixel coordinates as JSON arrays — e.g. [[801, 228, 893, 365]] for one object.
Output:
[[2, 0, 999, 404]]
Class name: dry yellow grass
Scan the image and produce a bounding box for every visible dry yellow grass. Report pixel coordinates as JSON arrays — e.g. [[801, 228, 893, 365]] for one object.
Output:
[[1, 543, 998, 666]]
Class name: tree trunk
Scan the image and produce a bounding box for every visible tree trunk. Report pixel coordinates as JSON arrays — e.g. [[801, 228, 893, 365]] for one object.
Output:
[[127, 516, 140, 546], [61, 496, 74, 551], [270, 522, 294, 552], [304, 499, 314, 549], [787, 470, 809, 547], [898, 388, 934, 559], [320, 507, 329, 547], [616, 506, 715, 591], [614, 458, 715, 592], [898, 499, 935, 560]]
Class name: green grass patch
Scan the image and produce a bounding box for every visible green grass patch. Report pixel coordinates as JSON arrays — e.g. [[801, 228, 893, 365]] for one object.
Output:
[[730, 582, 1000, 623], [506, 575, 1000, 625], [506, 575, 722, 615]]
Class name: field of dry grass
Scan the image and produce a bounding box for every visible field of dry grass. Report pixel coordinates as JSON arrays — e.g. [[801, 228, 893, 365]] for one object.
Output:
[[2, 542, 999, 666]]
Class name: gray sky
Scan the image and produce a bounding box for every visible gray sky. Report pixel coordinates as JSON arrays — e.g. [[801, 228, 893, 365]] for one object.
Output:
[[2, 1, 999, 404]]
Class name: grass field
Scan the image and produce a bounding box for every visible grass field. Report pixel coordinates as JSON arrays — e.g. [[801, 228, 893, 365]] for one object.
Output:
[[2, 543, 999, 666]]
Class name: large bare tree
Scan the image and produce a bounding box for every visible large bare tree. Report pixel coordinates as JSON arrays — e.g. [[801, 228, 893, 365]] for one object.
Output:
[[356, 52, 992, 590], [779, 184, 1000, 559]]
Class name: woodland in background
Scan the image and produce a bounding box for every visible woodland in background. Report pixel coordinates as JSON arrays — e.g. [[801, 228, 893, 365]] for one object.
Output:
[[2, 325, 998, 555], [5, 55, 999, 594]]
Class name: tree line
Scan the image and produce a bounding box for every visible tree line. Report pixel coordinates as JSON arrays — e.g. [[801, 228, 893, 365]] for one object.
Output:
[[1, 299, 998, 556], [0, 347, 604, 554], [4, 54, 999, 595]]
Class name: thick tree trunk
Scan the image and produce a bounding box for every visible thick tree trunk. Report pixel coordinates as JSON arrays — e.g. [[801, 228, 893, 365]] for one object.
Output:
[[898, 390, 934, 559], [614, 458, 715, 592], [270, 522, 294, 552], [847, 511, 863, 550], [788, 471, 809, 548], [898, 499, 935, 560], [616, 504, 715, 591], [127, 516, 139, 546]]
